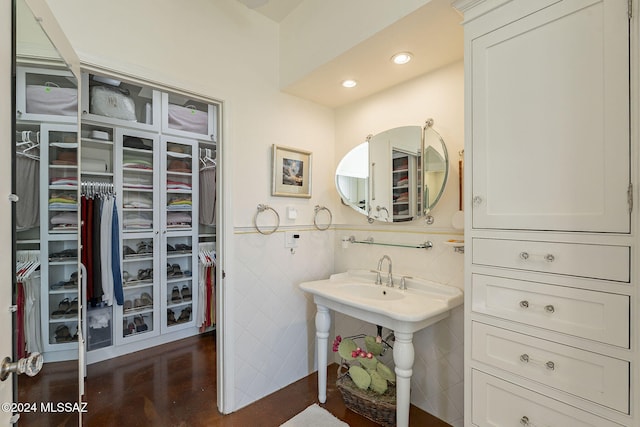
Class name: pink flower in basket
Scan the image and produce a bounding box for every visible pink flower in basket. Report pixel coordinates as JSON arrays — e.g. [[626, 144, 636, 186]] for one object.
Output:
[[333, 334, 395, 394]]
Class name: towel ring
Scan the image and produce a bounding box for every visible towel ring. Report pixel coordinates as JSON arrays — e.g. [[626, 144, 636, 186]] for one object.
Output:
[[313, 205, 332, 231], [254, 204, 280, 235]]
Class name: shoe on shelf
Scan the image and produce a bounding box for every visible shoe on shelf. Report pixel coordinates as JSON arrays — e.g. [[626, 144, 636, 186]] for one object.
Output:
[[140, 292, 153, 307], [134, 315, 148, 332], [177, 306, 192, 323], [181, 285, 192, 301], [55, 324, 72, 342], [65, 297, 78, 317], [167, 309, 177, 325], [51, 297, 70, 318], [171, 286, 181, 303], [171, 264, 183, 277]]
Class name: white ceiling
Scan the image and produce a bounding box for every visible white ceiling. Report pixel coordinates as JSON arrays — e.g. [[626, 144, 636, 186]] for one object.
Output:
[[239, 0, 464, 108]]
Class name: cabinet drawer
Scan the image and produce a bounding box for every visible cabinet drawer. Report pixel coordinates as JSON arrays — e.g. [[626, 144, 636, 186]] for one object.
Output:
[[472, 238, 629, 282], [472, 274, 630, 347], [472, 370, 624, 427], [472, 322, 629, 413]]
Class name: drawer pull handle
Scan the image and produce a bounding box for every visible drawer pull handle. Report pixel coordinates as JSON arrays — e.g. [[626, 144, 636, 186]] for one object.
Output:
[[519, 300, 529, 308], [520, 252, 555, 262], [520, 416, 530, 426], [544, 304, 555, 313], [520, 354, 556, 370]]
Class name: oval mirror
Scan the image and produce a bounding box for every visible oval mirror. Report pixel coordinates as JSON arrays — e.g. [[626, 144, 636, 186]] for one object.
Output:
[[336, 122, 448, 222]]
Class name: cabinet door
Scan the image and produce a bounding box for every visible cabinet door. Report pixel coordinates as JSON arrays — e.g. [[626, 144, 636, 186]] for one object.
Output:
[[160, 136, 198, 332], [471, 0, 629, 232]]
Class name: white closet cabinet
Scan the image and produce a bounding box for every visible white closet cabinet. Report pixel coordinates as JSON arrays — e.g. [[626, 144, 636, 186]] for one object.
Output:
[[160, 135, 199, 332], [457, 0, 635, 426], [469, 0, 630, 233], [115, 128, 161, 345], [40, 123, 80, 362]]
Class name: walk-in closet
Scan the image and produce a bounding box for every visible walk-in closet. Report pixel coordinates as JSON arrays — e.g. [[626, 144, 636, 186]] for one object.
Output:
[[14, 62, 222, 369]]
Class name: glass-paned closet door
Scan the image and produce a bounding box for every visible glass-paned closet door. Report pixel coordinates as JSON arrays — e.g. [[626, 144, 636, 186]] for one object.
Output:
[[161, 136, 198, 331], [116, 129, 160, 342], [42, 124, 80, 351]]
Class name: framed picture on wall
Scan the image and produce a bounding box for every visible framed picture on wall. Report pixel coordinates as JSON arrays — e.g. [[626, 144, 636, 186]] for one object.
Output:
[[271, 144, 312, 198]]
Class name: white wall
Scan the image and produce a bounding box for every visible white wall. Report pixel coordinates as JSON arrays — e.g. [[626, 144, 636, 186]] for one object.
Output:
[[333, 61, 465, 427]]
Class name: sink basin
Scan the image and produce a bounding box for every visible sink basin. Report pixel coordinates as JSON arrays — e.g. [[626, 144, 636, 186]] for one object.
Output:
[[339, 283, 405, 301], [301, 270, 464, 427], [299, 270, 463, 333]]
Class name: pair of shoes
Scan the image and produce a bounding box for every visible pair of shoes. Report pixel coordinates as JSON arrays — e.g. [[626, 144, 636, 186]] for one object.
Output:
[[174, 243, 192, 252], [136, 241, 153, 254], [55, 324, 73, 342], [51, 298, 70, 318], [169, 285, 191, 303], [167, 309, 177, 325], [177, 306, 192, 323], [134, 315, 148, 332], [137, 268, 153, 280], [51, 297, 78, 318], [167, 263, 183, 277]]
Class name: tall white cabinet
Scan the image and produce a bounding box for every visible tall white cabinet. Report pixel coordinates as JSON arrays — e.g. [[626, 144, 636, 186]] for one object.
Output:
[[457, 0, 637, 426]]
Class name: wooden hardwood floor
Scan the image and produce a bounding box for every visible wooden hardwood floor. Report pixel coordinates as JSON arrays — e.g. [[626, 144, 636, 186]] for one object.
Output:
[[19, 332, 451, 426]]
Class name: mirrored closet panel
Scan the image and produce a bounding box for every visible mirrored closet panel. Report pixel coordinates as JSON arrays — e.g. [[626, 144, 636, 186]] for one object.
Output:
[[15, 0, 81, 421]]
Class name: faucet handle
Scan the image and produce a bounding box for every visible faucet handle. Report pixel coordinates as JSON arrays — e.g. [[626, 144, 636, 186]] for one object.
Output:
[[399, 275, 413, 290]]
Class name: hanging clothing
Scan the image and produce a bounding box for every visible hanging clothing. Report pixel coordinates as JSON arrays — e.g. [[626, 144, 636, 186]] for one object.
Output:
[[199, 166, 216, 226], [23, 275, 42, 355], [91, 197, 103, 301], [111, 200, 123, 306], [15, 156, 39, 231], [16, 282, 26, 359], [100, 196, 114, 305]]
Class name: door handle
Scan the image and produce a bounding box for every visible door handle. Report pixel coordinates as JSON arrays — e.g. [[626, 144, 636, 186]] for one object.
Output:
[[0, 352, 43, 381]]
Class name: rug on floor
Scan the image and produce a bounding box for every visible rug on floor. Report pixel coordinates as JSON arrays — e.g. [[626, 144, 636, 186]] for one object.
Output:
[[280, 404, 349, 427]]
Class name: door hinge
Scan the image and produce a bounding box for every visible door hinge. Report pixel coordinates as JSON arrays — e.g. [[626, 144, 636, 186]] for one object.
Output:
[[628, 183, 633, 213], [222, 270, 226, 279]]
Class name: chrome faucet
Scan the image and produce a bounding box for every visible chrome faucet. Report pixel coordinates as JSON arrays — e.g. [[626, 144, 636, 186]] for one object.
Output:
[[377, 255, 393, 287]]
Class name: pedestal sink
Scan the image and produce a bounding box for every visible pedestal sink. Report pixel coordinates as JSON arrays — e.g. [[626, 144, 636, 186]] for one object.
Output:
[[299, 270, 463, 427]]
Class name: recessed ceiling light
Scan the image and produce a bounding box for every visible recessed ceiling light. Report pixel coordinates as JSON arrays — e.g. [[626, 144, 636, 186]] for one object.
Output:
[[341, 79, 357, 88], [391, 52, 412, 65]]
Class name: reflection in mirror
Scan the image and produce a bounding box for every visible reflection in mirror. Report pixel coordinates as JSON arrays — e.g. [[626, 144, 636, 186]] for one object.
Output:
[[15, 0, 80, 423], [335, 142, 368, 215], [336, 121, 448, 222]]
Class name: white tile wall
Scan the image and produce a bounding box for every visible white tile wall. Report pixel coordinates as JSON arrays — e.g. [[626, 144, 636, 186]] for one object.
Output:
[[232, 228, 335, 409]]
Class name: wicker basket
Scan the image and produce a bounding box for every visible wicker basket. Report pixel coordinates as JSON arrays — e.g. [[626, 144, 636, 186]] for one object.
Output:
[[336, 372, 396, 426]]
